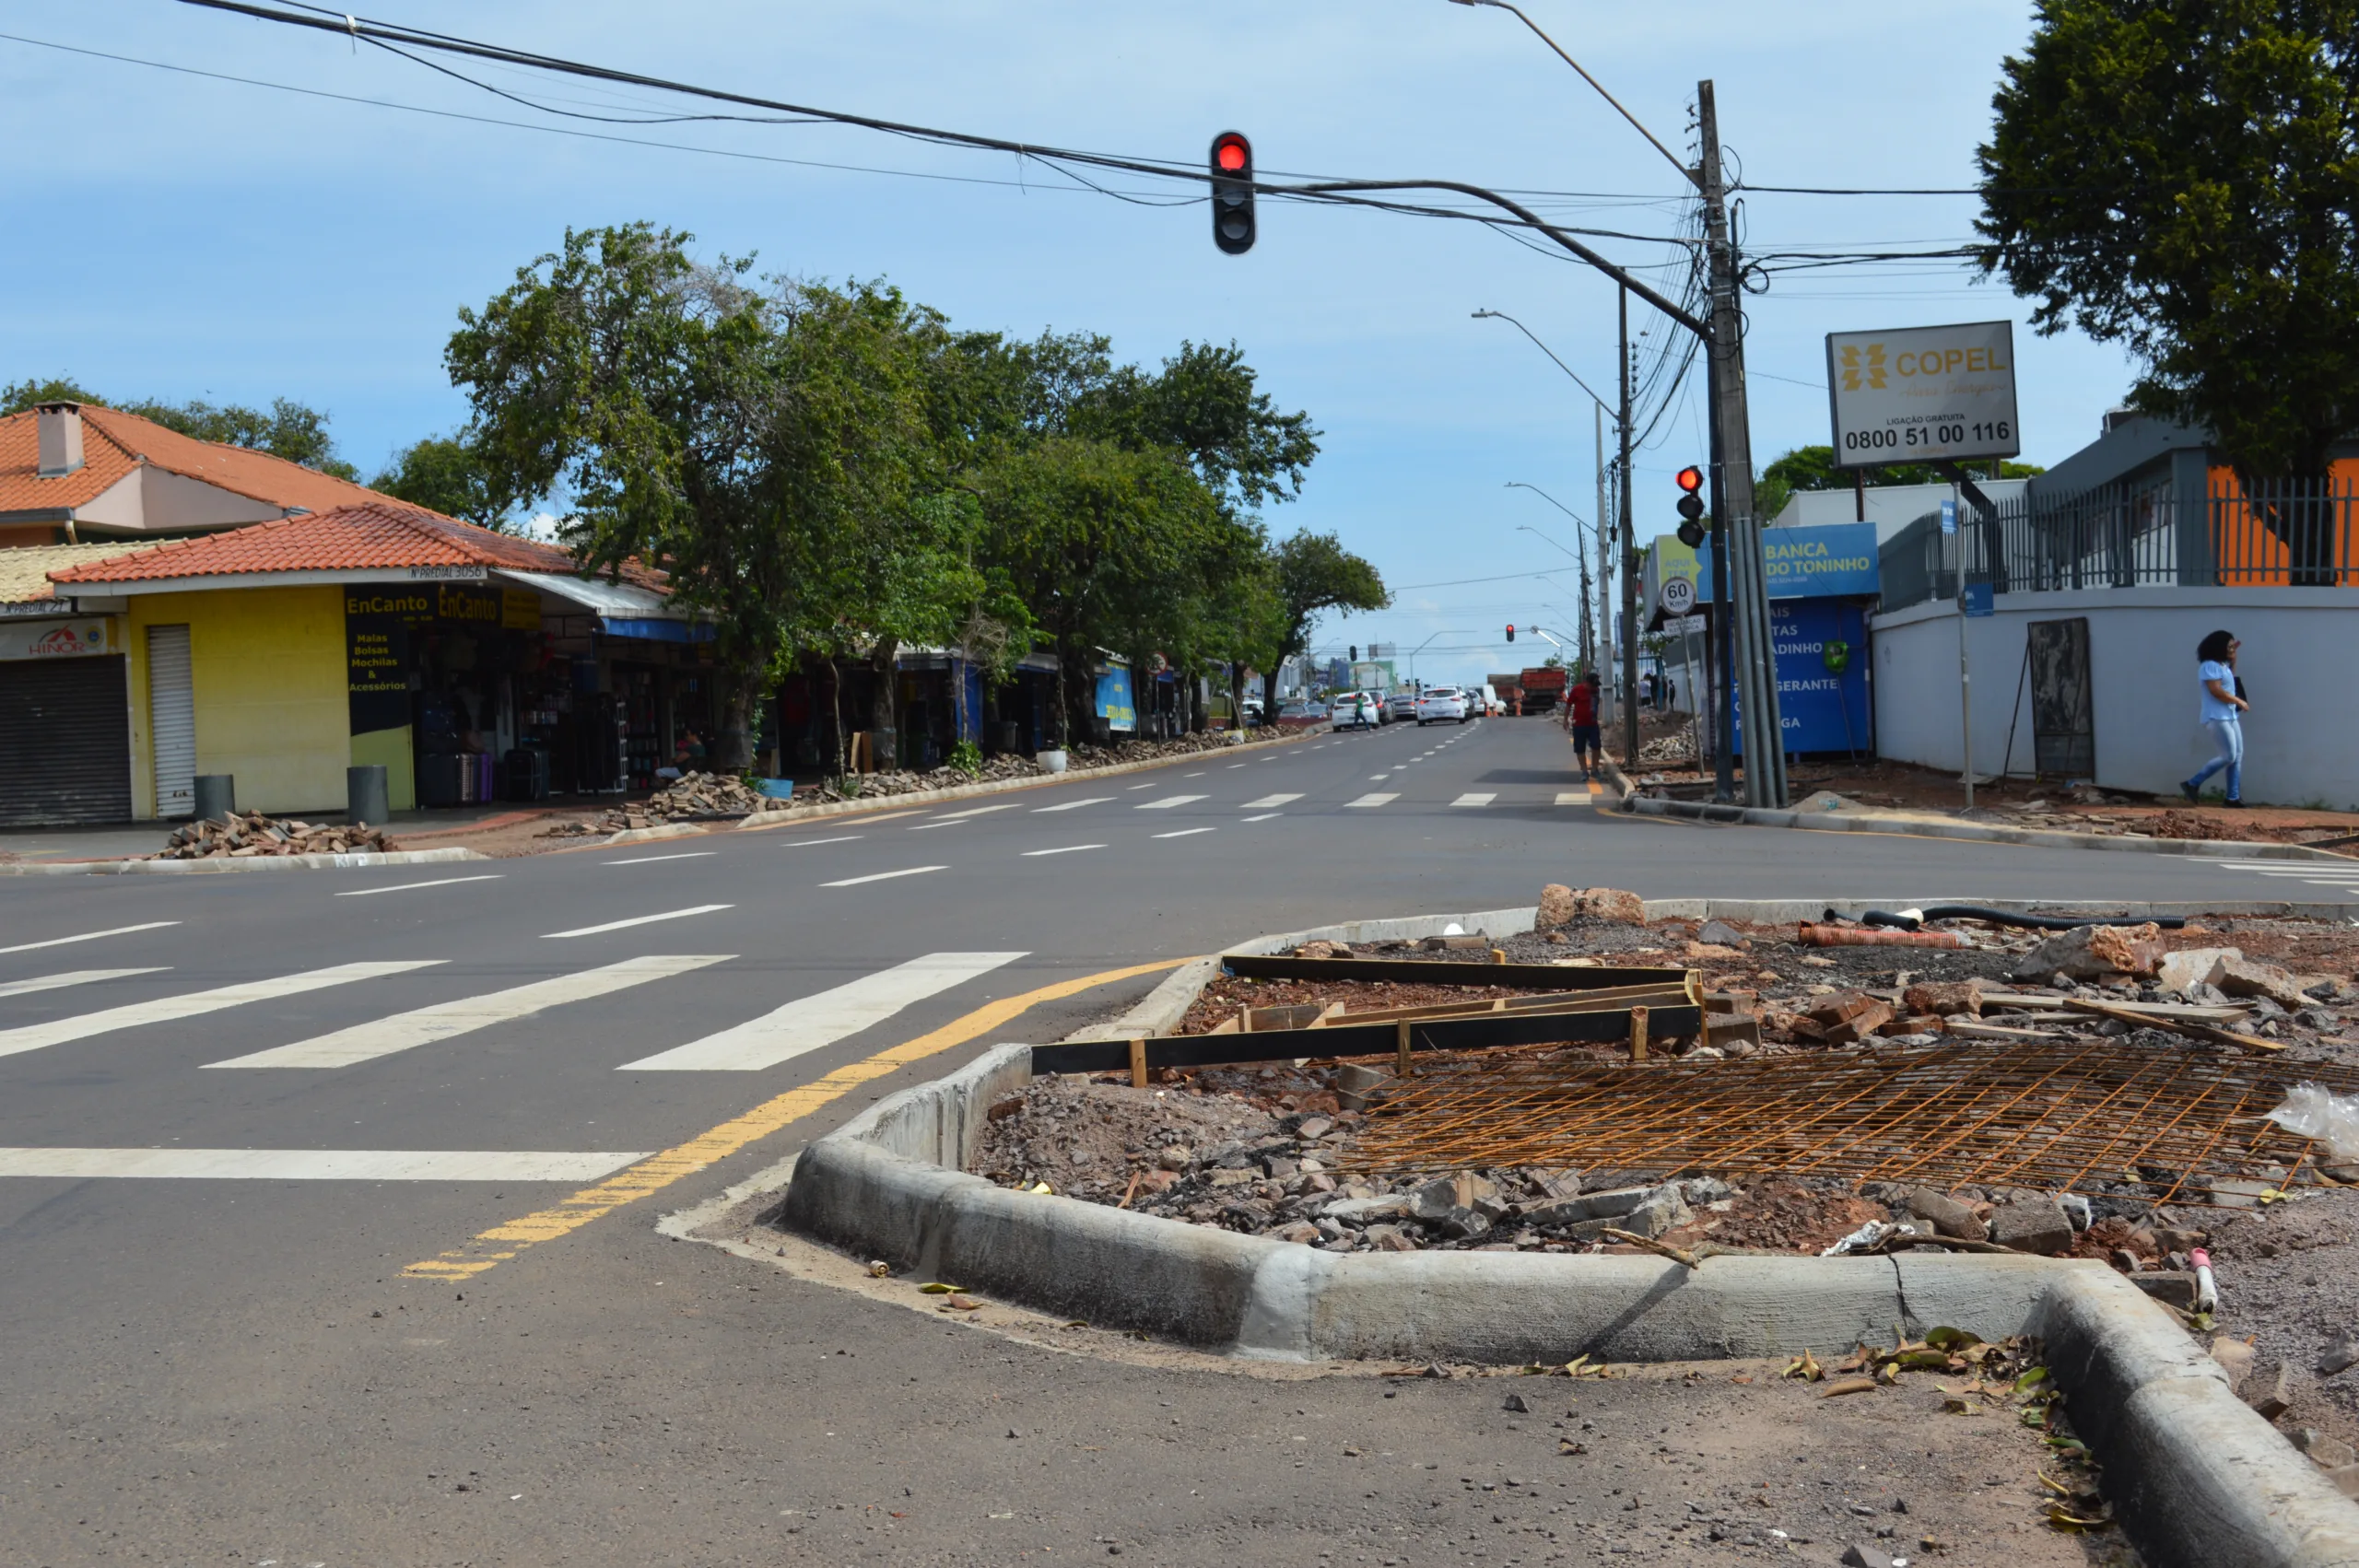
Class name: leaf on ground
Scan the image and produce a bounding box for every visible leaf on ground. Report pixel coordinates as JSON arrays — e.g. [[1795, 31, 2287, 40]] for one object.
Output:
[[1822, 1376, 1879, 1398], [920, 1282, 967, 1294], [1784, 1349, 1825, 1382], [1926, 1326, 1983, 1350]]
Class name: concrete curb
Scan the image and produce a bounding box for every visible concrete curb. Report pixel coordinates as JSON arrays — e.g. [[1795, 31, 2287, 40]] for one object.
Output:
[[1649, 896, 2359, 925], [0, 845, 487, 876], [1624, 791, 2357, 863], [776, 902, 2359, 1568]]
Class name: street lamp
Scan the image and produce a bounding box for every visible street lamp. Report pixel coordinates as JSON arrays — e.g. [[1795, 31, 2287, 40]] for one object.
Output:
[[1504, 487, 1597, 673], [1404, 629, 1469, 685]]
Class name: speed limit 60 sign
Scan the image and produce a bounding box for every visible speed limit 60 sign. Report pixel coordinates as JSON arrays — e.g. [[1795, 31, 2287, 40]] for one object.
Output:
[[1825, 321, 2020, 469]]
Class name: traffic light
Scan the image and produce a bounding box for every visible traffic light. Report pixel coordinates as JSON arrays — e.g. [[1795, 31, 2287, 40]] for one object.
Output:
[[1505, 624, 1515, 643], [1674, 464, 1707, 548], [1349, 645, 1358, 662], [1210, 131, 1255, 255]]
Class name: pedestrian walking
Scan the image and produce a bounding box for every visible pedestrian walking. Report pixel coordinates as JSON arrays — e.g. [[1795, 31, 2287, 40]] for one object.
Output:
[[2180, 629, 2247, 806], [1568, 671, 1602, 778]]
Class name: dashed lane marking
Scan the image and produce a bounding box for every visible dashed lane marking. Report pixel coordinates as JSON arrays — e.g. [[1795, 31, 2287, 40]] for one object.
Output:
[[0, 921, 179, 956], [1241, 813, 1281, 822], [545, 905, 733, 939], [818, 867, 945, 888], [404, 957, 1188, 1281], [1241, 794, 1303, 809], [602, 852, 718, 866], [1021, 844, 1104, 857], [1344, 793, 1398, 809], [337, 875, 505, 895], [1031, 797, 1114, 813], [205, 954, 734, 1070], [1153, 827, 1216, 839], [1450, 793, 1496, 808], [1135, 795, 1207, 811], [775, 836, 862, 848]]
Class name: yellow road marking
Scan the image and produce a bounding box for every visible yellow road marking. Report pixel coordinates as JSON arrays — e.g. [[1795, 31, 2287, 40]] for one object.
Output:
[[403, 957, 1189, 1281]]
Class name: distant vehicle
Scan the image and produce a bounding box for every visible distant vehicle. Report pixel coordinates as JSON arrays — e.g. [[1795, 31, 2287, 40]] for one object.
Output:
[[1471, 682, 1500, 717], [1414, 687, 1468, 725], [1275, 700, 1324, 730], [1384, 691, 1421, 723], [1519, 666, 1569, 714], [1362, 689, 1394, 724], [1240, 696, 1265, 726], [1329, 692, 1380, 731]]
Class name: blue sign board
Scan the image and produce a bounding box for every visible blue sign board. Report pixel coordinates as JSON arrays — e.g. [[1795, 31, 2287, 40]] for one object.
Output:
[[1678, 522, 1882, 603], [1962, 581, 1995, 617], [1730, 599, 1872, 756], [1095, 667, 1136, 732], [1940, 497, 1958, 536]]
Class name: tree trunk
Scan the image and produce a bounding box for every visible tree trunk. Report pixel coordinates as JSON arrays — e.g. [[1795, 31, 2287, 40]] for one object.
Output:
[[1230, 662, 1248, 730], [868, 639, 899, 759], [826, 656, 847, 778]]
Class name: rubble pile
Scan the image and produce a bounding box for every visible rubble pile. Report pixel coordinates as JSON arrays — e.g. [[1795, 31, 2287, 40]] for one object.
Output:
[[1065, 729, 1279, 766], [541, 771, 797, 837], [1632, 731, 1695, 766], [806, 753, 1042, 803], [150, 812, 397, 860]]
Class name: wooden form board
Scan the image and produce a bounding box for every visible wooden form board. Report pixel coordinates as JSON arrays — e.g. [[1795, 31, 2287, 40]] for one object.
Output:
[[1217, 953, 1695, 994]]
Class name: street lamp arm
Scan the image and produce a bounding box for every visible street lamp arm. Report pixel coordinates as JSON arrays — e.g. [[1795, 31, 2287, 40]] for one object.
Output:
[[1472, 310, 1620, 417], [1506, 484, 1595, 547], [1448, 0, 1698, 192]]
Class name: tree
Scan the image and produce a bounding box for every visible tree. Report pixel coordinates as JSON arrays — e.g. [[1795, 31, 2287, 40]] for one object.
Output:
[[1752, 445, 2044, 525], [3, 379, 359, 478], [1977, 0, 2359, 577], [372, 435, 509, 528], [1262, 531, 1390, 710]]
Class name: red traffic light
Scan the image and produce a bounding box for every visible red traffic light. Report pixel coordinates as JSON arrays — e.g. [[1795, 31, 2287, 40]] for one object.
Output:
[[1506, 624, 1516, 642], [1209, 132, 1255, 255], [1215, 133, 1250, 172], [1675, 464, 1705, 494]]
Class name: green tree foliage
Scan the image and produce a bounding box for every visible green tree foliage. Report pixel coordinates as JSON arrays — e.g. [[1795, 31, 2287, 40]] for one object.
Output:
[[371, 435, 509, 528], [1977, 0, 2359, 537], [3, 377, 359, 479], [1262, 531, 1390, 710], [1753, 445, 2047, 524]]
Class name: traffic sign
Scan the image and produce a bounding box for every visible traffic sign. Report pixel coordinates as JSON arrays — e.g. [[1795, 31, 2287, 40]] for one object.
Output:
[[1962, 581, 1994, 617], [1826, 320, 2021, 468]]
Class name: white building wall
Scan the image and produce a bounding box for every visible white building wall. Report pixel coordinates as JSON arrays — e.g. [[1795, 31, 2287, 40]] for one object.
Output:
[[1869, 589, 2359, 809]]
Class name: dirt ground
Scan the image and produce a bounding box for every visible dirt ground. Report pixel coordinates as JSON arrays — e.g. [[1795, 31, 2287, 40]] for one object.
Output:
[[1618, 709, 2359, 847]]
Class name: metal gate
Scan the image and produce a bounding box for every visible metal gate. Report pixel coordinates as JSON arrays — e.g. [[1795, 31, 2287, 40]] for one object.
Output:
[[2027, 616, 2095, 779], [147, 623, 196, 818], [0, 655, 133, 825]]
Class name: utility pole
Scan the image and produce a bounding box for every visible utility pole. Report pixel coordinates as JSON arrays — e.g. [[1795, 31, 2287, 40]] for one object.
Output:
[[1592, 402, 1608, 684], [1617, 287, 1640, 767], [1696, 80, 1785, 808]]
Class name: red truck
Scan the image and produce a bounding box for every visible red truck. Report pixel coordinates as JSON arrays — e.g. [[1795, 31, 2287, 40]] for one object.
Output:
[[1517, 666, 1568, 714]]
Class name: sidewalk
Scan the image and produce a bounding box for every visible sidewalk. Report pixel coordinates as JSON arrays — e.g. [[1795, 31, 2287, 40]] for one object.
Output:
[[0, 802, 563, 867]]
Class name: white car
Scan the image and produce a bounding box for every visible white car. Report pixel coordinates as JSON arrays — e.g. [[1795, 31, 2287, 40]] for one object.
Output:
[[1328, 692, 1380, 731], [1414, 686, 1469, 724]]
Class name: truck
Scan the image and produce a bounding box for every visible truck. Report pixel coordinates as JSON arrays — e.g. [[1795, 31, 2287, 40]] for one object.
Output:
[[1518, 665, 1568, 714]]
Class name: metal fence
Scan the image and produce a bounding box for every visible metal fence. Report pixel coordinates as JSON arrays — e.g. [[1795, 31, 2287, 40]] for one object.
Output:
[[1878, 471, 2359, 611]]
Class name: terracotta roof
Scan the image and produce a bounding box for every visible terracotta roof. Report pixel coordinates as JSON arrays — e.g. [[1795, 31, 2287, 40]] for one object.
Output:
[[0, 403, 394, 517], [47, 501, 640, 585], [0, 543, 143, 604]]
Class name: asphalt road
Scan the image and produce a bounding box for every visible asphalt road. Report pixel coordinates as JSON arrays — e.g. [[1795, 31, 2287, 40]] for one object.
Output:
[[3, 714, 2344, 1565]]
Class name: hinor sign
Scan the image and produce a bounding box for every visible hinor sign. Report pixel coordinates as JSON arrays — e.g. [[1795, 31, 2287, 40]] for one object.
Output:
[[1825, 320, 2021, 468]]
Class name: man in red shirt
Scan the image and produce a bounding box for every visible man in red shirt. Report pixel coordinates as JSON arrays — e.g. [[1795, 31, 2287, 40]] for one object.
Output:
[[1567, 672, 1602, 778]]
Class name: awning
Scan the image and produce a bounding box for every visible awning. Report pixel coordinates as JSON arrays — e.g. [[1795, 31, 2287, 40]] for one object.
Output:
[[496, 570, 710, 640]]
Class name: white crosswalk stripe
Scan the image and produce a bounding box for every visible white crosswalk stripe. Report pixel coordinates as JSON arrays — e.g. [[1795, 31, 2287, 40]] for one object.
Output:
[[0, 961, 442, 1060], [1031, 797, 1113, 813], [0, 968, 168, 1000], [1241, 794, 1302, 809], [204, 954, 734, 1069], [0, 921, 178, 956], [619, 951, 1026, 1071], [1450, 793, 1496, 808], [0, 1148, 648, 1182], [1344, 793, 1398, 809], [1555, 790, 1590, 805], [1135, 795, 1206, 810]]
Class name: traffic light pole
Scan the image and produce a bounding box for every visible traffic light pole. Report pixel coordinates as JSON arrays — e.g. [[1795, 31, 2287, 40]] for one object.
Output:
[[1696, 81, 1786, 809], [1617, 287, 1640, 768]]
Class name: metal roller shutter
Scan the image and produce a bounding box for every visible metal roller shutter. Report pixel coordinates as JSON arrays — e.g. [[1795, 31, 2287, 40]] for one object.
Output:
[[147, 624, 195, 819], [0, 655, 134, 825]]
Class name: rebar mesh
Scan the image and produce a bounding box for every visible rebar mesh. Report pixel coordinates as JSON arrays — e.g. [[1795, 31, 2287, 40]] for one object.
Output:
[[1352, 1040, 2359, 1206]]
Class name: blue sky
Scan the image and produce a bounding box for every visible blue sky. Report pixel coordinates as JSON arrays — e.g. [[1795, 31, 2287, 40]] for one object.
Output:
[[3, 1, 2135, 690]]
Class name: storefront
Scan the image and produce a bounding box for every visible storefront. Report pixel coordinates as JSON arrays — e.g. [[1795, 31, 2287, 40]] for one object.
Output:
[[0, 614, 130, 825]]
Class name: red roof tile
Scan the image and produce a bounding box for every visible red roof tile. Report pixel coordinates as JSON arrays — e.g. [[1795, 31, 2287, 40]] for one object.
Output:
[[48, 501, 637, 585], [0, 404, 396, 518]]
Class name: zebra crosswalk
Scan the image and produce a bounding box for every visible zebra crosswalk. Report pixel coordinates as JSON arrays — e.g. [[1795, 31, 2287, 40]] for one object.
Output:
[[0, 950, 1031, 1079]]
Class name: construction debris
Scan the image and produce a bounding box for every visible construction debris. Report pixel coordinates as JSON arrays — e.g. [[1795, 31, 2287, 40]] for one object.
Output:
[[150, 811, 397, 860], [2010, 921, 2166, 981]]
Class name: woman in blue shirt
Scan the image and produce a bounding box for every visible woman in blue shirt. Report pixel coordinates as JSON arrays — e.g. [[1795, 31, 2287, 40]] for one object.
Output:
[[2180, 629, 2248, 805]]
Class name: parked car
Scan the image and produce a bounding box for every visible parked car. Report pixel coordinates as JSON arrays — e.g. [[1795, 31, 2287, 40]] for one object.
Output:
[[1274, 700, 1325, 731], [1328, 692, 1380, 731], [1384, 691, 1421, 723], [1414, 686, 1469, 724]]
